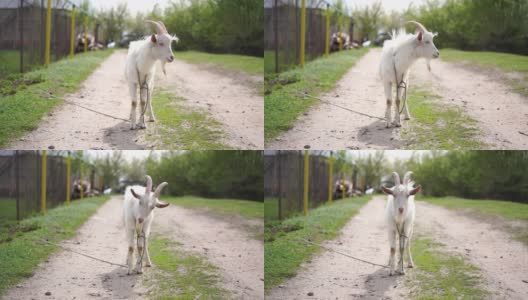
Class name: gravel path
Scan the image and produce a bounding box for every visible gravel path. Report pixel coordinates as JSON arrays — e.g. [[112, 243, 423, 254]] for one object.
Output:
[[267, 196, 528, 299], [8, 50, 263, 150], [269, 48, 528, 150], [1, 196, 264, 300]]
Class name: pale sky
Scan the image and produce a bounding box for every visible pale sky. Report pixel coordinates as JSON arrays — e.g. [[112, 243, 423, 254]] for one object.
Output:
[[86, 0, 172, 15]]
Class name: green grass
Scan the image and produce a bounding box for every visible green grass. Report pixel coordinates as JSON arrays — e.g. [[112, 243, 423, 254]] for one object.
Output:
[[264, 198, 278, 222], [400, 87, 484, 149], [440, 49, 528, 97], [406, 235, 488, 299], [264, 196, 372, 292], [164, 196, 263, 220], [148, 89, 227, 149], [173, 51, 263, 75], [144, 235, 230, 299], [418, 196, 528, 245], [0, 50, 115, 147], [0, 51, 20, 78], [264, 48, 370, 142], [0, 196, 110, 296], [0, 198, 17, 223]]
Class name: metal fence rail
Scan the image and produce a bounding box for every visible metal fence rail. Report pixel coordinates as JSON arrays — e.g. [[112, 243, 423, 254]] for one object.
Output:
[[264, 150, 356, 219], [0, 150, 99, 222], [264, 0, 354, 73]]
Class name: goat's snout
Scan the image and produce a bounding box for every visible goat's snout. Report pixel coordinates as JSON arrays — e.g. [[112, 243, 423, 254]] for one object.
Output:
[[138, 217, 144, 224], [433, 51, 440, 58], [167, 55, 174, 62], [398, 207, 404, 214]]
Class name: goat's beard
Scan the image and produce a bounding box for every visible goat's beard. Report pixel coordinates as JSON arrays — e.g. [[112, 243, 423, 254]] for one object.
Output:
[[161, 61, 167, 76]]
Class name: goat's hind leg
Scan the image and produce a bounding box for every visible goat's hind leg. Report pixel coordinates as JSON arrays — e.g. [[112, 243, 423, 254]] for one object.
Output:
[[402, 78, 411, 120], [383, 81, 393, 128], [126, 228, 135, 275], [138, 87, 147, 129], [393, 85, 402, 127], [128, 83, 138, 130], [146, 82, 156, 122], [406, 227, 415, 268], [388, 228, 397, 275]]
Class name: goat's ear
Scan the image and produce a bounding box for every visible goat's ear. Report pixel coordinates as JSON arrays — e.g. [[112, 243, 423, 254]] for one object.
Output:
[[155, 201, 169, 208], [130, 188, 140, 200], [381, 186, 393, 195], [409, 185, 421, 195], [150, 34, 157, 43], [417, 31, 423, 42]]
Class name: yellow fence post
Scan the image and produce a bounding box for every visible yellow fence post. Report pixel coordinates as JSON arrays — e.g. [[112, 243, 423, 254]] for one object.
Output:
[[83, 16, 88, 53], [328, 154, 333, 203], [70, 5, 75, 58], [299, 0, 306, 67], [303, 150, 309, 215], [44, 0, 51, 67], [342, 165, 346, 200], [325, 3, 330, 57], [41, 150, 47, 214], [66, 154, 71, 205], [80, 162, 84, 199]]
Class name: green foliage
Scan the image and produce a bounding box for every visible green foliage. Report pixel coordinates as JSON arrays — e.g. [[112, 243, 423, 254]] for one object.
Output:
[[165, 196, 263, 220], [146, 151, 263, 201], [0, 196, 109, 296], [407, 236, 488, 299], [408, 151, 528, 202], [163, 0, 263, 56], [404, 0, 528, 55], [93, 151, 126, 189], [0, 50, 114, 147], [352, 0, 384, 41], [0, 51, 20, 78], [265, 48, 369, 142], [264, 196, 372, 291], [264, 198, 279, 221], [145, 235, 230, 299]]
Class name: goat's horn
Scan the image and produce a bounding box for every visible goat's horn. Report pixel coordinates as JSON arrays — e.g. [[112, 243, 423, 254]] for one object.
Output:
[[392, 172, 401, 186], [154, 182, 168, 197], [145, 20, 166, 34], [403, 171, 413, 185], [158, 20, 168, 33], [145, 175, 153, 192], [406, 20, 428, 33]]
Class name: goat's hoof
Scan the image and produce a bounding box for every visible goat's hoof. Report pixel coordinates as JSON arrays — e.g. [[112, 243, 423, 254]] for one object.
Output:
[[146, 263, 152, 267], [130, 126, 136, 130], [393, 122, 402, 127], [136, 269, 143, 274], [138, 124, 146, 129], [404, 117, 411, 120], [408, 264, 414, 268], [148, 119, 156, 123]]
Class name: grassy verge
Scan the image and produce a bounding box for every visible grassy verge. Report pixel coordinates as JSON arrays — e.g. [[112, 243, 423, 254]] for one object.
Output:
[[264, 196, 371, 292], [406, 235, 488, 299], [164, 196, 263, 220], [264, 198, 278, 222], [0, 196, 110, 296], [0, 50, 115, 147], [0, 51, 20, 78], [418, 196, 528, 244], [144, 234, 230, 299], [173, 51, 263, 75], [400, 86, 484, 149], [264, 48, 369, 142], [0, 198, 17, 223], [440, 49, 528, 97], [148, 89, 227, 149]]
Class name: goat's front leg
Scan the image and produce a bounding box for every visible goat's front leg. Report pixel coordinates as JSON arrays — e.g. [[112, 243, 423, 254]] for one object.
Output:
[[128, 83, 138, 130], [402, 80, 411, 120], [146, 83, 156, 122], [144, 235, 152, 267], [406, 226, 415, 268], [138, 87, 147, 129], [383, 82, 392, 128], [388, 228, 397, 275], [135, 230, 145, 274], [126, 228, 135, 275], [393, 86, 402, 127]]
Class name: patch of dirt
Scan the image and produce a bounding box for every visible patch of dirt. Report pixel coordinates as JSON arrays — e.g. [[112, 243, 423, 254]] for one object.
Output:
[[159, 59, 263, 149], [8, 50, 263, 150], [153, 205, 264, 300], [269, 48, 528, 150], [1, 196, 264, 300], [268, 197, 528, 299]]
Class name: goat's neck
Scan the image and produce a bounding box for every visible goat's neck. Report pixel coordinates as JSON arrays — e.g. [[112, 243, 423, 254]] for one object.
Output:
[[394, 40, 419, 77], [136, 44, 158, 74]]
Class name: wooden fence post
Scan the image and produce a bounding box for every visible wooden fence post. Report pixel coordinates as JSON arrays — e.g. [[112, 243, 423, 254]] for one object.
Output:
[[278, 150, 283, 220], [44, 0, 51, 67], [83, 16, 88, 53], [15, 151, 20, 220], [66, 153, 71, 204], [80, 162, 84, 199], [328, 153, 333, 203], [303, 150, 309, 215], [41, 150, 47, 214], [325, 3, 330, 57], [70, 5, 75, 58]]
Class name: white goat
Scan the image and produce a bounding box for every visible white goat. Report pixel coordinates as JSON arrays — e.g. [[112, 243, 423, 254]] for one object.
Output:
[[381, 171, 421, 276], [379, 21, 439, 128], [123, 175, 169, 275], [125, 20, 179, 130]]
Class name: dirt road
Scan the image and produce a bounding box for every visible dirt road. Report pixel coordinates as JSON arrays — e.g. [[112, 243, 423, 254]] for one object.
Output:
[[1, 196, 263, 300], [270, 48, 528, 149], [8, 50, 263, 150], [267, 197, 528, 300]]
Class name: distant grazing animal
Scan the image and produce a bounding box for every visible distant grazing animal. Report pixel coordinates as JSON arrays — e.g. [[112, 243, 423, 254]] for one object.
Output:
[[334, 179, 353, 199]]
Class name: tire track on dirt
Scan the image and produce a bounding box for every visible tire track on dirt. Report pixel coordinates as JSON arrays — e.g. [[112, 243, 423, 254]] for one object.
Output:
[[267, 196, 528, 299], [1, 196, 264, 300], [8, 50, 263, 150], [269, 48, 528, 150]]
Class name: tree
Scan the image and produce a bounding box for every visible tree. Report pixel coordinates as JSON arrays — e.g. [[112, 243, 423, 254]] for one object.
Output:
[[352, 0, 383, 41]]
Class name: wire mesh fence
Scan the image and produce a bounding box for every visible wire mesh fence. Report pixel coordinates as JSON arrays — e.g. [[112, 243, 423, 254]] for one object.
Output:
[[0, 0, 98, 77], [264, 0, 354, 73], [264, 150, 357, 220], [0, 150, 100, 222]]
